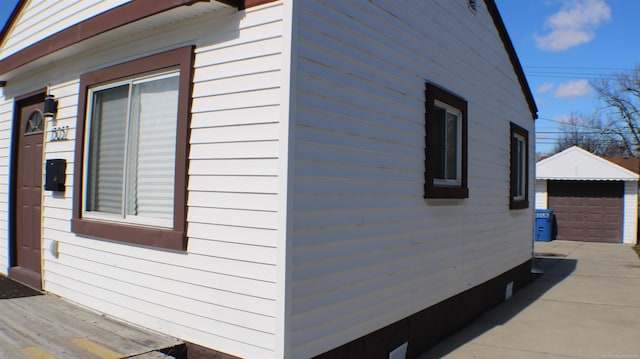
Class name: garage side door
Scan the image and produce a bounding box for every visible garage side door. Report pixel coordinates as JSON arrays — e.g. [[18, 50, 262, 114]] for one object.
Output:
[[548, 180, 624, 243]]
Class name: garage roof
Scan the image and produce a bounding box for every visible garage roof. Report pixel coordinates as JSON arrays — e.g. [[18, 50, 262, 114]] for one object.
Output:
[[537, 146, 639, 181]]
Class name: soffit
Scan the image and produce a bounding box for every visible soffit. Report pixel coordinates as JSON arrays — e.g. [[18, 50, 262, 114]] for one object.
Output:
[[0, 1, 230, 82]]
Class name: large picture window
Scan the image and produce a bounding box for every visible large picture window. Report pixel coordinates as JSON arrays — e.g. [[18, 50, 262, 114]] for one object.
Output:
[[424, 83, 468, 199], [86, 72, 179, 227], [510, 122, 529, 209], [72, 46, 193, 250]]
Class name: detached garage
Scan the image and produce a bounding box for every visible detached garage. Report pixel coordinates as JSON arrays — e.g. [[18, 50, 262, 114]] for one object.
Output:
[[536, 146, 638, 244]]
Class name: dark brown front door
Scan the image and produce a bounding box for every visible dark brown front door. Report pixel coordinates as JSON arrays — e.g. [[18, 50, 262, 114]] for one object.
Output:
[[548, 180, 624, 243], [10, 99, 45, 289]]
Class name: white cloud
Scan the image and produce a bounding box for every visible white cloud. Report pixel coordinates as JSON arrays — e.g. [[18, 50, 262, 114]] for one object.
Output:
[[534, 0, 611, 51], [537, 82, 554, 93], [554, 79, 592, 98]]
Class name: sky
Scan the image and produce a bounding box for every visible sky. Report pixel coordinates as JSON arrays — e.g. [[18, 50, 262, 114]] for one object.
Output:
[[0, 0, 638, 154], [0, 0, 19, 32], [495, 0, 640, 154]]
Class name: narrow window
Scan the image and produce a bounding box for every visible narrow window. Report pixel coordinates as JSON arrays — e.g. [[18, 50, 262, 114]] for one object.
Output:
[[510, 122, 529, 209], [433, 101, 462, 186], [425, 83, 468, 199]]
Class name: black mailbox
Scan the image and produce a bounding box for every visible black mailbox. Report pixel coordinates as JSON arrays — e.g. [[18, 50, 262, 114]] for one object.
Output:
[[45, 159, 66, 191]]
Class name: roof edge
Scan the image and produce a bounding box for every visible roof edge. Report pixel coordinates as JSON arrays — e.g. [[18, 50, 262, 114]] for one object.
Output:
[[484, 0, 538, 120], [0, 0, 277, 75], [0, 0, 26, 47], [537, 176, 638, 182], [537, 146, 640, 181]]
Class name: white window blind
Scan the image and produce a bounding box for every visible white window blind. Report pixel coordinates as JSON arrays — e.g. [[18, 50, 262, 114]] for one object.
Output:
[[87, 85, 128, 214], [128, 76, 178, 220], [85, 71, 179, 227]]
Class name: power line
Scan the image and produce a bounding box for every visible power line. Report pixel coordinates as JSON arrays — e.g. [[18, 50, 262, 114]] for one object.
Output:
[[526, 74, 614, 80], [522, 66, 637, 81], [524, 66, 636, 71]]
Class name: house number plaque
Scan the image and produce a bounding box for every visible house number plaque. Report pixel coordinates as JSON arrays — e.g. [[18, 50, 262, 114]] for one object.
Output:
[[50, 126, 69, 142]]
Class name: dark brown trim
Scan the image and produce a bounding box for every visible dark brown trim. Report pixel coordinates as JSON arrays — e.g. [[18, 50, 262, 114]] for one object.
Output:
[[0, 0, 209, 75], [424, 83, 469, 199], [215, 0, 239, 7], [185, 342, 242, 359], [71, 46, 193, 251], [0, 0, 281, 76], [484, 0, 538, 120], [239, 0, 278, 10], [509, 122, 529, 210], [70, 219, 186, 251], [313, 260, 532, 358], [7, 266, 43, 291]]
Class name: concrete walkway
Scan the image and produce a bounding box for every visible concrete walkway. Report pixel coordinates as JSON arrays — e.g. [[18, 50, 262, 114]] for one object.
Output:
[[420, 240, 640, 359]]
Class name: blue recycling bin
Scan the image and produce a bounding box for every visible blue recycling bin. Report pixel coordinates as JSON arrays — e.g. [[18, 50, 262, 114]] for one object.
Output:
[[535, 209, 555, 242]]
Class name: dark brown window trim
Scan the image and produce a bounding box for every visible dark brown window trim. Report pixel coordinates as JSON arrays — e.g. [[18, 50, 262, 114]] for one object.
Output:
[[0, 0, 278, 75], [509, 122, 529, 210], [424, 83, 469, 199], [71, 46, 194, 251]]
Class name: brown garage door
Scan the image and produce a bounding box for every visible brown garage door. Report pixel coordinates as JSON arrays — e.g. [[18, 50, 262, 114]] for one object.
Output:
[[548, 180, 623, 243]]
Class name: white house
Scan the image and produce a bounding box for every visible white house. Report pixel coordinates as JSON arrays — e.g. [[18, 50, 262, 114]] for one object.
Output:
[[0, 1, 537, 358], [536, 146, 638, 244]]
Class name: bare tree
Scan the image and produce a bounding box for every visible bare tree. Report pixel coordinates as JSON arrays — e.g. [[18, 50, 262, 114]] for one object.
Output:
[[590, 65, 640, 156], [553, 113, 626, 156]]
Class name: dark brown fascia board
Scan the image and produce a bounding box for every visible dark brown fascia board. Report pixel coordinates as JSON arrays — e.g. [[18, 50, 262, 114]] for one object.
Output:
[[0, 0, 210, 74], [188, 0, 278, 10], [484, 0, 538, 120], [0, 0, 277, 75], [240, 0, 278, 10]]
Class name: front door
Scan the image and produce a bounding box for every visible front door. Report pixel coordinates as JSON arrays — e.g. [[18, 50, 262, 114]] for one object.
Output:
[[9, 98, 45, 290]]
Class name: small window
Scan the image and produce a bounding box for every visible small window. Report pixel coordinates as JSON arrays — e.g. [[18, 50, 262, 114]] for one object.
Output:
[[424, 83, 468, 199], [433, 100, 462, 186], [72, 46, 193, 250], [510, 122, 529, 209], [26, 110, 44, 134]]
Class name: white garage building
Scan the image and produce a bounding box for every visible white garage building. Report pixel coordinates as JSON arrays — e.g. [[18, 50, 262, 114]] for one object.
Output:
[[536, 146, 638, 244]]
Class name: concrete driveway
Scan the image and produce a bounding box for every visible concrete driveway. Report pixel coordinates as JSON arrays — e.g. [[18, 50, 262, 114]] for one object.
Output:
[[419, 240, 640, 359]]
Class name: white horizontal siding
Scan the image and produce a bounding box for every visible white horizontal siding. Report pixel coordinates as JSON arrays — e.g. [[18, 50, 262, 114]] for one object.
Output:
[[623, 181, 638, 244], [290, 0, 534, 357], [535, 179, 548, 209], [1, 0, 131, 59], [0, 3, 287, 358], [0, 93, 12, 274]]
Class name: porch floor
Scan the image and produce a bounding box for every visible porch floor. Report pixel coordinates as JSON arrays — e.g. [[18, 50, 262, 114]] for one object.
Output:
[[0, 275, 183, 359]]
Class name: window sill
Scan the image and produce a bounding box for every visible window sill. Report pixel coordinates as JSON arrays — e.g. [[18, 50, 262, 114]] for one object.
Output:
[[424, 185, 469, 199], [71, 218, 186, 251], [509, 199, 529, 210]]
